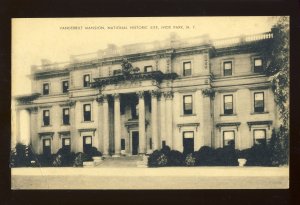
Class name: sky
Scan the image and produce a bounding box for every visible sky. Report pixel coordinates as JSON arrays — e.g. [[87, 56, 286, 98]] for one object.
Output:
[[12, 16, 279, 96]]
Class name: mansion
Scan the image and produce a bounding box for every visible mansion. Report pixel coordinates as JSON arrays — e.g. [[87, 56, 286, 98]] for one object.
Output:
[[14, 29, 280, 156]]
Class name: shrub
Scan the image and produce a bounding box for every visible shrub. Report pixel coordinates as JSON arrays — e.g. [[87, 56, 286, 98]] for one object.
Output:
[[157, 154, 168, 166], [10, 149, 17, 167], [194, 146, 216, 166], [73, 152, 91, 167], [236, 148, 251, 159], [244, 145, 272, 166], [85, 147, 102, 159], [52, 154, 62, 167], [213, 146, 238, 166], [53, 148, 76, 167], [35, 154, 56, 167], [185, 153, 196, 166], [10, 143, 37, 167], [222, 146, 239, 166], [148, 150, 168, 167], [269, 127, 289, 166], [161, 145, 171, 156], [167, 150, 185, 166]]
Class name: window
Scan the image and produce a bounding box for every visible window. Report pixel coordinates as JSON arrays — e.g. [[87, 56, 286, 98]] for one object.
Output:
[[62, 108, 70, 125], [62, 138, 71, 152], [183, 62, 192, 76], [83, 104, 91, 121], [121, 139, 125, 150], [254, 92, 264, 112], [62, 81, 69, 93], [223, 61, 232, 76], [224, 95, 233, 115], [113, 69, 122, 75], [43, 110, 50, 126], [83, 74, 90, 87], [144, 66, 153, 72], [254, 129, 266, 146], [223, 131, 235, 147], [254, 58, 263, 73], [43, 83, 49, 95], [183, 95, 193, 115], [83, 136, 92, 153]]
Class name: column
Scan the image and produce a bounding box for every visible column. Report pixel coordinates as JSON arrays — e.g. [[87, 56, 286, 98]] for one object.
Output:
[[102, 95, 110, 156], [28, 107, 39, 154], [137, 91, 146, 154], [160, 94, 166, 147], [96, 96, 103, 153], [15, 109, 21, 145], [113, 93, 121, 157], [151, 90, 159, 151], [19, 109, 31, 146], [164, 91, 173, 148]]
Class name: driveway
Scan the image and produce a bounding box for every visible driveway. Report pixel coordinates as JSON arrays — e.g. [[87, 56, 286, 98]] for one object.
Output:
[[11, 166, 289, 189]]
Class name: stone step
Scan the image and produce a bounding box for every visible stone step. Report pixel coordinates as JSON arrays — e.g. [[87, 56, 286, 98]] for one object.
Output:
[[95, 155, 144, 168]]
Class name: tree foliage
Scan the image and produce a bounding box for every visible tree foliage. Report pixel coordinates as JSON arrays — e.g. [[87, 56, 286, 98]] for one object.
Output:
[[264, 17, 289, 165], [265, 16, 290, 128]]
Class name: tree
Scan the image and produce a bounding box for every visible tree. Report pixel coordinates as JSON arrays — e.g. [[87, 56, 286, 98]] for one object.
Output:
[[265, 16, 289, 128], [264, 17, 289, 165]]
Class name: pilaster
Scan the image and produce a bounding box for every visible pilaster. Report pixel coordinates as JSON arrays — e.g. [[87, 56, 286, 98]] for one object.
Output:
[[137, 91, 146, 154], [151, 90, 160, 150], [201, 91, 213, 147], [69, 100, 77, 153]]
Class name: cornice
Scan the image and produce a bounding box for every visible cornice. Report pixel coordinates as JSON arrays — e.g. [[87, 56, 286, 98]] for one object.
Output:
[[211, 39, 272, 58], [33, 70, 69, 80], [216, 122, 241, 131], [78, 128, 97, 135], [177, 123, 200, 132], [38, 132, 55, 139], [247, 120, 273, 131]]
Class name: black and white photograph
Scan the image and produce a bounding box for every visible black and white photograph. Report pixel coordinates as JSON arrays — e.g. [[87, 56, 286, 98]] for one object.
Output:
[[11, 16, 289, 189]]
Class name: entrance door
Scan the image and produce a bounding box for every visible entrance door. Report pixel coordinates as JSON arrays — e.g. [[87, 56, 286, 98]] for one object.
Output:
[[43, 139, 51, 156], [183, 131, 194, 154], [83, 136, 92, 154], [132, 131, 139, 155]]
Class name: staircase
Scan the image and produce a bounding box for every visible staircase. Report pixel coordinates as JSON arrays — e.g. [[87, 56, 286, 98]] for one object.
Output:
[[95, 155, 143, 168]]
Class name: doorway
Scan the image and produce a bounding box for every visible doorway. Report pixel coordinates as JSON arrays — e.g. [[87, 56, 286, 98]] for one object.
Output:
[[62, 138, 71, 153], [43, 139, 51, 156], [132, 131, 139, 155], [83, 136, 92, 154], [183, 131, 194, 154]]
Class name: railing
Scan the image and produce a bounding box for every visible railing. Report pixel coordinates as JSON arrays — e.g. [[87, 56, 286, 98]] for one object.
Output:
[[91, 71, 178, 88], [212, 32, 273, 48], [32, 31, 273, 71], [244, 32, 273, 42], [32, 61, 71, 71]]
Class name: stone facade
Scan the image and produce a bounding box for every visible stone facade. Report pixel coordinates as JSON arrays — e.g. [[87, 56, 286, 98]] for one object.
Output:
[[14, 30, 279, 156]]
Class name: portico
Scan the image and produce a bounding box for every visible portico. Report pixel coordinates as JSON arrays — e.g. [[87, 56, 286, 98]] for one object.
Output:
[[97, 89, 160, 156]]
